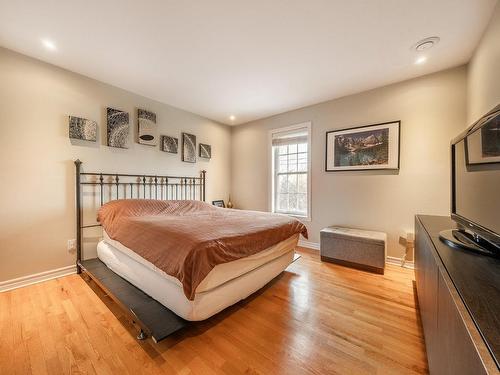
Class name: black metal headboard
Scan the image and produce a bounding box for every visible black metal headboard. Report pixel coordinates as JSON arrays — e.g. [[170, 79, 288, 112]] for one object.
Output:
[[74, 159, 206, 273]]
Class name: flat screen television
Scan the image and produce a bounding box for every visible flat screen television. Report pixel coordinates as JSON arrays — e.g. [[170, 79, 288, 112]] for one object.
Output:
[[439, 104, 500, 256]]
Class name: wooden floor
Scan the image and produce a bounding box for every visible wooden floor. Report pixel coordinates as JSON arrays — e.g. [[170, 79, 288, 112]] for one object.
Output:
[[0, 248, 428, 374]]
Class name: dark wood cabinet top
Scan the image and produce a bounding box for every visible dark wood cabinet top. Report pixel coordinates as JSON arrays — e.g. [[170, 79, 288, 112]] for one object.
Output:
[[417, 215, 500, 369]]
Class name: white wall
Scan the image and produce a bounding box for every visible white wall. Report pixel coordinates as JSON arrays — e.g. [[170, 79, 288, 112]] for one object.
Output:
[[468, 1, 500, 122], [0, 48, 231, 282], [231, 67, 467, 258]]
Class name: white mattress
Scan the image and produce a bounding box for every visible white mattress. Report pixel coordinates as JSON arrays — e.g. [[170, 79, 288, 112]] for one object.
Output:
[[97, 235, 298, 321], [102, 230, 298, 293]]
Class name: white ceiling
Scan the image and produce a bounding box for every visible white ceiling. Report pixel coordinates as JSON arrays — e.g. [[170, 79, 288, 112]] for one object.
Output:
[[0, 0, 497, 125]]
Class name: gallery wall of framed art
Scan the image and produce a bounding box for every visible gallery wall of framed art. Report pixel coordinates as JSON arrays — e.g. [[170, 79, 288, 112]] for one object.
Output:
[[67, 107, 213, 165]]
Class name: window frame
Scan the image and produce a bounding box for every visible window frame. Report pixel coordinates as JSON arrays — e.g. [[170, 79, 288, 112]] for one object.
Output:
[[269, 122, 312, 221]]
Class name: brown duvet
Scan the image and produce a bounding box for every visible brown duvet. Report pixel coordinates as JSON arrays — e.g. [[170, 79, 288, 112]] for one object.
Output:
[[97, 199, 308, 300]]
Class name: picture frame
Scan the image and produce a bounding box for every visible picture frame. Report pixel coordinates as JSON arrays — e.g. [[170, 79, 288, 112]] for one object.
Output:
[[212, 200, 225, 208], [107, 107, 130, 149], [325, 121, 400, 171], [199, 143, 211, 159], [464, 116, 500, 165], [182, 132, 196, 163], [138, 109, 158, 146], [161, 135, 179, 154], [69, 116, 97, 142]]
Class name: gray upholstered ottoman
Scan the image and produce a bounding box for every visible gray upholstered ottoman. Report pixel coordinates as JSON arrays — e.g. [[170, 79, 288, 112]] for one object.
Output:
[[320, 227, 387, 274]]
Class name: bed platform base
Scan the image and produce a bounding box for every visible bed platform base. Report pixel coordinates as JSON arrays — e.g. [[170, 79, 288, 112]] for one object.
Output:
[[79, 258, 188, 343]]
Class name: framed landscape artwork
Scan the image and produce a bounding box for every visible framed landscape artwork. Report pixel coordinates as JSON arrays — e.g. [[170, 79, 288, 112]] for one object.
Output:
[[182, 132, 196, 163], [326, 121, 400, 171]]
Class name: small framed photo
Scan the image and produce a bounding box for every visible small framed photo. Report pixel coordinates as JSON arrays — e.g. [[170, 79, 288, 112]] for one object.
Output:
[[212, 200, 225, 208], [326, 121, 400, 171]]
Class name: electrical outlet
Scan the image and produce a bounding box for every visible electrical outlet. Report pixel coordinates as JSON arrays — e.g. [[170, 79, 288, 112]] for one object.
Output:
[[67, 239, 76, 251]]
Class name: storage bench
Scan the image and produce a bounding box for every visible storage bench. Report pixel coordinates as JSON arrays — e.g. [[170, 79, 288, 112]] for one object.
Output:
[[320, 226, 387, 274]]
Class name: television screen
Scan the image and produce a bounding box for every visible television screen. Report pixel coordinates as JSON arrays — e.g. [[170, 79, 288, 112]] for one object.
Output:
[[453, 110, 500, 240]]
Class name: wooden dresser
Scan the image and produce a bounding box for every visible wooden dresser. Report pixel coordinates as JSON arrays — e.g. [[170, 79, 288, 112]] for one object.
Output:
[[415, 215, 500, 375]]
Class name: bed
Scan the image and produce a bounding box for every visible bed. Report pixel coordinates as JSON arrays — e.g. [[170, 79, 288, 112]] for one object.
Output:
[[98, 232, 299, 321], [74, 160, 307, 342]]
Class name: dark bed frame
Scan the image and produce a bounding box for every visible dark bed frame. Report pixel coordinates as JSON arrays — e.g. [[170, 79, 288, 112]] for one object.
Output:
[[74, 160, 206, 342]]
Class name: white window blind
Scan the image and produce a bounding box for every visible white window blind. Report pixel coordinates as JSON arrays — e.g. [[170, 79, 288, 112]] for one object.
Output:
[[271, 124, 311, 218]]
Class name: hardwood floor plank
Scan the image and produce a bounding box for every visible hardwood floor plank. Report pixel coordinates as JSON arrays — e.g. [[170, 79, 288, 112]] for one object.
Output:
[[0, 248, 428, 374]]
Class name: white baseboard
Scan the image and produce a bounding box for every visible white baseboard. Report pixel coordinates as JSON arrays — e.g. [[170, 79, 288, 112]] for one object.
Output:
[[297, 241, 415, 269], [298, 239, 320, 250], [386, 256, 415, 269], [0, 265, 77, 293]]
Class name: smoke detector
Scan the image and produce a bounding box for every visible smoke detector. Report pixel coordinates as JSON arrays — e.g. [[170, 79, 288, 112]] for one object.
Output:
[[413, 37, 440, 51]]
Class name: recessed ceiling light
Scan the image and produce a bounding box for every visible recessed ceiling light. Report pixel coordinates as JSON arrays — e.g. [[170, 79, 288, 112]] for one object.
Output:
[[415, 56, 427, 65], [229, 115, 236, 121], [41, 38, 57, 51], [412, 36, 440, 52]]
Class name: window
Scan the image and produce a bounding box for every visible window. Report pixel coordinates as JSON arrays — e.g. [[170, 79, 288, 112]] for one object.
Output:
[[270, 122, 311, 220]]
